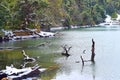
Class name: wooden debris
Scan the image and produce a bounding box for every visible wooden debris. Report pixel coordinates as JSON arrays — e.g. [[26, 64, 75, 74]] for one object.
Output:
[[61, 44, 72, 57], [21, 50, 36, 62]]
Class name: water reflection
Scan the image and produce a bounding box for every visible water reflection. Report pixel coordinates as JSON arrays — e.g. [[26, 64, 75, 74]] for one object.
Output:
[[81, 62, 96, 80], [0, 37, 61, 80], [20, 60, 36, 68]]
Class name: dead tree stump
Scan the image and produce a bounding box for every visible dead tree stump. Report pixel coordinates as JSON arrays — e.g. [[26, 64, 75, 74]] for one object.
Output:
[[61, 44, 72, 57], [91, 39, 95, 63]]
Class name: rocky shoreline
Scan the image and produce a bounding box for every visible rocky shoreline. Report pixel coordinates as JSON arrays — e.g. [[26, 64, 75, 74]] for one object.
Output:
[[0, 28, 56, 42]]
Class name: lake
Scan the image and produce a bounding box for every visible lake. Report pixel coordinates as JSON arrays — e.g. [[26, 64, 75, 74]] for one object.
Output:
[[0, 26, 120, 80]]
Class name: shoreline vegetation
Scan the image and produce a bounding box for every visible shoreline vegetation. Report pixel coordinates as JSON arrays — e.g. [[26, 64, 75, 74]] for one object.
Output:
[[1, 0, 120, 31]]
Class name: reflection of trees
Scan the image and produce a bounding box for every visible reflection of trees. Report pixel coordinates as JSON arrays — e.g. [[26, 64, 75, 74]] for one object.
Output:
[[40, 67, 58, 80]]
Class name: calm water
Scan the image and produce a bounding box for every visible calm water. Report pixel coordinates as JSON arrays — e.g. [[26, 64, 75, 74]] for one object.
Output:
[[54, 27, 120, 80], [1, 26, 120, 80]]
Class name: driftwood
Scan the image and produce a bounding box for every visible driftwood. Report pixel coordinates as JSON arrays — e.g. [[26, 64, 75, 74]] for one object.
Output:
[[21, 50, 36, 62], [61, 44, 72, 57]]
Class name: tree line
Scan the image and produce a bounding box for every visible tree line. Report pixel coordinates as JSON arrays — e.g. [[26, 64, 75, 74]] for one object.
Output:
[[0, 0, 120, 30]]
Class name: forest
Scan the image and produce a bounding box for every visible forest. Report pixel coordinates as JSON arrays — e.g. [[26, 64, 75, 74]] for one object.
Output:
[[0, 0, 120, 30]]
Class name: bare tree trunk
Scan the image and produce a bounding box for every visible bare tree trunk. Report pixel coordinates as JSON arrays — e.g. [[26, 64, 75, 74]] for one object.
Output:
[[91, 39, 95, 62]]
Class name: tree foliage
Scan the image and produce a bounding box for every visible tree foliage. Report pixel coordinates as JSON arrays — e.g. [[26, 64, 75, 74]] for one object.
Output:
[[111, 12, 118, 18], [0, 0, 120, 30]]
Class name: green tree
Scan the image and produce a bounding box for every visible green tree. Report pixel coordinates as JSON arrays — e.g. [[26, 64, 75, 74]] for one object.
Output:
[[0, 0, 18, 30], [111, 12, 118, 18], [13, 0, 48, 29]]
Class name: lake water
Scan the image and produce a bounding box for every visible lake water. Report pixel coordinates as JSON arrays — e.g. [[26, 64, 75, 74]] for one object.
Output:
[[54, 27, 120, 80], [1, 26, 120, 80]]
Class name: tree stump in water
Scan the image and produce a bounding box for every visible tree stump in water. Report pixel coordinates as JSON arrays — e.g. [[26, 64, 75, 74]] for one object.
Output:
[[61, 44, 72, 57], [91, 39, 95, 63], [80, 39, 95, 66]]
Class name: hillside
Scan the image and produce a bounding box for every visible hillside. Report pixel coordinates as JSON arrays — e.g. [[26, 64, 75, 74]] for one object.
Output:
[[0, 0, 120, 30]]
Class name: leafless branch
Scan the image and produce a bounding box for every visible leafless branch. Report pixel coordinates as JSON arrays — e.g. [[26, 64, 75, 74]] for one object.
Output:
[[61, 44, 72, 57]]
